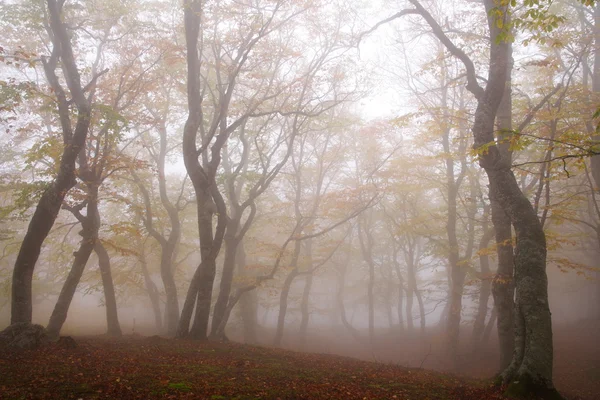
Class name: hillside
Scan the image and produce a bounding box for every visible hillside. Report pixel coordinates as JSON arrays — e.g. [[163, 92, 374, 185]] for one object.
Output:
[[0, 335, 507, 400]]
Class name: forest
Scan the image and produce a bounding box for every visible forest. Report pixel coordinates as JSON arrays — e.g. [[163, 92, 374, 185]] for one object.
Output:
[[0, 0, 599, 399]]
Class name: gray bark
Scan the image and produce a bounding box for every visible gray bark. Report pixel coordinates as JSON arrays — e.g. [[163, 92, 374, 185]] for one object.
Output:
[[178, 0, 227, 339], [236, 242, 258, 343], [95, 242, 122, 337], [471, 221, 494, 347], [407, 0, 556, 393], [357, 216, 376, 348], [491, 37, 515, 372], [273, 241, 301, 347], [47, 193, 99, 339], [299, 240, 314, 347], [138, 243, 163, 331], [12, 0, 92, 324]]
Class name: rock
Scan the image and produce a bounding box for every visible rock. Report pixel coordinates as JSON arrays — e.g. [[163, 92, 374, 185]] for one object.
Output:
[[57, 335, 77, 349], [0, 322, 49, 350]]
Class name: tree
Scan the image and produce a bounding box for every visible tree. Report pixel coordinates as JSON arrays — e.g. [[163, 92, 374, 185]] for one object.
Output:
[[133, 96, 187, 336], [209, 8, 359, 335], [272, 114, 348, 346], [11, 0, 101, 325], [179, 0, 357, 339], [367, 0, 559, 395], [409, 0, 555, 395], [44, 3, 158, 338]]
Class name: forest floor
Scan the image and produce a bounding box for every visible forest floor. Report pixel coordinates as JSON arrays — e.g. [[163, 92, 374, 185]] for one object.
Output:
[[0, 334, 510, 400]]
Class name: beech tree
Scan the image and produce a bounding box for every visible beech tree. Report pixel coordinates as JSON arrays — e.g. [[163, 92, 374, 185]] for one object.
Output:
[[364, 0, 572, 395], [180, 0, 358, 339], [10, 0, 101, 325], [133, 89, 188, 336]]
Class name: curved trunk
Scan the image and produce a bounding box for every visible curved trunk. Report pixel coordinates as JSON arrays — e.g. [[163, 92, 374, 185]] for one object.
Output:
[[47, 194, 99, 339], [179, 0, 223, 341], [273, 268, 299, 346], [402, 1, 554, 391], [178, 186, 224, 340], [211, 218, 240, 338], [95, 241, 122, 337], [491, 37, 516, 370], [11, 0, 91, 325], [492, 169, 553, 393]]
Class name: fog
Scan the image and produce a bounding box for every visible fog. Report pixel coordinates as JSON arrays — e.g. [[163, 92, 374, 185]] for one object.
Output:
[[1, 0, 600, 399]]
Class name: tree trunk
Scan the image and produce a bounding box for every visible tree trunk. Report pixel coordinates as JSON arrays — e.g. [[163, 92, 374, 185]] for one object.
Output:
[[161, 241, 179, 337], [236, 242, 257, 343], [490, 36, 516, 371], [178, 0, 226, 341], [441, 78, 464, 362], [357, 217, 375, 348], [491, 198, 515, 370], [405, 285, 414, 333], [367, 249, 375, 348], [47, 195, 99, 339], [240, 290, 258, 343], [11, 0, 91, 325], [189, 192, 219, 339], [139, 245, 163, 331], [404, 1, 556, 392], [337, 261, 365, 345], [298, 239, 314, 346], [273, 268, 299, 347], [483, 20, 554, 397], [95, 241, 122, 337], [385, 274, 394, 331], [396, 272, 404, 333], [177, 179, 225, 340], [483, 307, 497, 345], [415, 286, 426, 336], [211, 217, 240, 338], [12, 183, 77, 324], [299, 272, 313, 347], [491, 169, 554, 395], [273, 236, 302, 347], [157, 121, 182, 337], [472, 224, 494, 347], [447, 264, 465, 360]]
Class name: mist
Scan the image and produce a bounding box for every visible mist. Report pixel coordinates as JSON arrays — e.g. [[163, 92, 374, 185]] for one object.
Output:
[[1, 0, 599, 399]]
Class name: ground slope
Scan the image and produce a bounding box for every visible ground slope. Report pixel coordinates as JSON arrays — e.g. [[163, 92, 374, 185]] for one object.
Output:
[[0, 335, 507, 399]]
